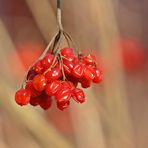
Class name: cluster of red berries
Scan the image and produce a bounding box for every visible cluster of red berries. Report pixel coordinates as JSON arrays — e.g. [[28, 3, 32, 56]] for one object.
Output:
[[15, 48, 102, 111]]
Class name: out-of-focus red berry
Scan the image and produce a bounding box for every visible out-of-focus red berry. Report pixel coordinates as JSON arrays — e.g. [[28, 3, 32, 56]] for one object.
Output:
[[80, 79, 91, 88], [82, 54, 96, 65], [30, 96, 40, 106], [33, 74, 47, 91], [62, 81, 75, 90], [15, 89, 31, 106]]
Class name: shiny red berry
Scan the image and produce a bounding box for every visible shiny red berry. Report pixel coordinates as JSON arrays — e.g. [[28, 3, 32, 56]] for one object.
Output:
[[61, 48, 73, 56], [15, 89, 31, 106], [83, 66, 96, 81], [63, 61, 74, 74], [33, 74, 47, 91], [93, 69, 102, 83], [39, 95, 52, 110], [73, 88, 85, 103], [82, 54, 96, 65], [45, 80, 61, 96], [57, 101, 70, 111], [25, 81, 41, 97], [33, 61, 44, 74], [41, 54, 54, 69], [72, 64, 84, 78], [62, 81, 75, 90], [45, 68, 62, 82], [27, 69, 37, 80], [55, 88, 72, 103]]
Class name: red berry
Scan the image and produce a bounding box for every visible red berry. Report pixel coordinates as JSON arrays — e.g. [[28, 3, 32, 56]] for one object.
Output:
[[45, 80, 61, 96], [45, 68, 62, 82], [82, 54, 96, 65], [55, 88, 72, 103], [57, 101, 70, 111], [62, 81, 75, 90], [61, 48, 73, 56], [73, 88, 85, 103], [93, 69, 102, 83], [30, 96, 40, 106], [72, 64, 84, 78], [41, 54, 54, 69], [33, 74, 47, 91], [83, 66, 96, 81], [33, 61, 44, 74], [81, 79, 91, 88], [25, 81, 41, 97], [15, 89, 31, 106], [39, 95, 52, 110], [63, 61, 74, 74]]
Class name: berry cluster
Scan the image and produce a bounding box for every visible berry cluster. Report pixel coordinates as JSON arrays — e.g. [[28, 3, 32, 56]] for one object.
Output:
[[15, 47, 102, 111]]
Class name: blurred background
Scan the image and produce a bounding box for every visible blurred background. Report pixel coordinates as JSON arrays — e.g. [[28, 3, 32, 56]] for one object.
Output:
[[0, 0, 148, 148]]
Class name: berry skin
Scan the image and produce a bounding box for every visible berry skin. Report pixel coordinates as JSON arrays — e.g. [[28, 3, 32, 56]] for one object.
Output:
[[55, 88, 72, 103], [80, 79, 91, 88], [30, 96, 40, 106], [83, 66, 96, 81], [45, 80, 61, 96], [39, 95, 52, 110], [25, 81, 41, 97], [41, 54, 54, 69], [62, 81, 75, 90], [93, 69, 102, 83], [73, 88, 85, 103], [82, 54, 96, 65], [61, 48, 73, 56], [45, 68, 62, 82], [33, 74, 47, 92], [15, 89, 31, 106], [57, 101, 70, 111], [72, 64, 84, 78], [63, 61, 74, 74], [33, 61, 44, 74]]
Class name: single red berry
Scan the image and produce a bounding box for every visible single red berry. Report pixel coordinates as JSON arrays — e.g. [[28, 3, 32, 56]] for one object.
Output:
[[33, 74, 47, 91], [82, 54, 96, 65], [33, 61, 44, 74], [72, 63, 84, 78], [57, 101, 70, 111], [55, 88, 72, 103], [15, 89, 31, 106], [39, 95, 52, 110], [83, 66, 96, 81], [62, 81, 75, 90], [61, 48, 74, 56], [63, 61, 74, 74], [45, 80, 61, 96], [73, 88, 85, 103], [25, 81, 41, 97], [41, 53, 54, 69], [93, 69, 102, 83], [80, 79, 91, 88], [30, 96, 40, 106], [45, 68, 62, 82]]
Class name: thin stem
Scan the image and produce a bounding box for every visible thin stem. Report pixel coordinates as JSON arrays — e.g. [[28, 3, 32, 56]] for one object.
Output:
[[57, 0, 63, 31]]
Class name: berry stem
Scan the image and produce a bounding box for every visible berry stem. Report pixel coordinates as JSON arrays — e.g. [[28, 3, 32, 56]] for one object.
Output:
[[57, 0, 63, 31]]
